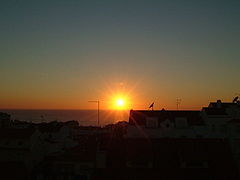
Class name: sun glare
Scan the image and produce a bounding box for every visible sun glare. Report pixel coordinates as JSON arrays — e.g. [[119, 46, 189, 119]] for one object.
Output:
[[103, 81, 135, 110], [113, 97, 128, 110], [116, 99, 125, 107]]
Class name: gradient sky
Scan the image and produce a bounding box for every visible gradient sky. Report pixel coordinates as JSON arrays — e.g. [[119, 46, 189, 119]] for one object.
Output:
[[1, 0, 240, 110]]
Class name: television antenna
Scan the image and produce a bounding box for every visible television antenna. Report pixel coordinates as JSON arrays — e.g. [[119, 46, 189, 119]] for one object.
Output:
[[176, 99, 182, 110], [233, 93, 240, 103], [149, 102, 154, 111]]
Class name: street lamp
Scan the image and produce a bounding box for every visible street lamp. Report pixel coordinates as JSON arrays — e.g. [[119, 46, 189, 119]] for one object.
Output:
[[88, 100, 100, 126]]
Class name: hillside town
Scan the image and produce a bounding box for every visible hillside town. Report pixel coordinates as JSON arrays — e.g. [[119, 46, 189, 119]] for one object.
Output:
[[1, 99, 240, 180]]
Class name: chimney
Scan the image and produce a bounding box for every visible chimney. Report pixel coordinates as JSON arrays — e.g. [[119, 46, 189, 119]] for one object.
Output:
[[237, 101, 240, 105], [217, 100, 222, 108]]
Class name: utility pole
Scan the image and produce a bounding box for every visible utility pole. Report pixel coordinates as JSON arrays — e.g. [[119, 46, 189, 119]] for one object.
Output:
[[88, 100, 100, 126]]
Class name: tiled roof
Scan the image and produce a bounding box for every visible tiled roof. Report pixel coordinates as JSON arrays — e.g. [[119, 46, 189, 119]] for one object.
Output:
[[209, 102, 240, 108], [202, 107, 228, 115], [129, 110, 203, 126]]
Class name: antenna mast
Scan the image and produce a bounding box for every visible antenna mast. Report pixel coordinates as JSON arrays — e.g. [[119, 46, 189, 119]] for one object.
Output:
[[176, 98, 181, 110]]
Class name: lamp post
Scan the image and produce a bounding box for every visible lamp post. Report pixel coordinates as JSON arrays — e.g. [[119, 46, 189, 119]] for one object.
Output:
[[88, 100, 100, 126]]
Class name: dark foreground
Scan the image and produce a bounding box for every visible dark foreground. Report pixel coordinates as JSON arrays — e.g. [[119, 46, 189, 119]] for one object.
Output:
[[1, 99, 240, 179]]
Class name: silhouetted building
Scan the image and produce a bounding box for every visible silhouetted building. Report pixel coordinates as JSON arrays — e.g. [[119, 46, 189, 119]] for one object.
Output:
[[0, 112, 11, 128], [127, 110, 205, 138], [1, 99, 240, 179]]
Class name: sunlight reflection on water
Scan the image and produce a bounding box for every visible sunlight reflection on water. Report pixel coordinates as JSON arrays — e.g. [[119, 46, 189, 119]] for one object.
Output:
[[0, 109, 130, 126]]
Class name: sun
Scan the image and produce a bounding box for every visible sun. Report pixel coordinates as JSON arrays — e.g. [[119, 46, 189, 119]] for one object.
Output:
[[102, 81, 135, 110], [113, 97, 128, 110], [116, 99, 125, 107]]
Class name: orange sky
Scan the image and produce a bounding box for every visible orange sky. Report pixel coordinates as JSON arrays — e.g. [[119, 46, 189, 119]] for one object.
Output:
[[1, 1, 239, 110], [0, 77, 237, 110]]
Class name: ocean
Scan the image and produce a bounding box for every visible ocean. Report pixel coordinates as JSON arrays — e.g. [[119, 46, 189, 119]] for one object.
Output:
[[0, 109, 130, 126]]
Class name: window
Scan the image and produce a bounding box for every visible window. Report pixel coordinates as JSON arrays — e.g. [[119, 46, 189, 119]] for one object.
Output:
[[220, 125, 227, 133], [196, 135, 203, 138], [146, 117, 158, 128], [166, 123, 170, 128], [212, 124, 216, 132], [181, 161, 208, 168], [127, 161, 151, 168], [175, 117, 188, 128], [5, 140, 10, 145], [57, 163, 74, 173], [160, 119, 174, 129], [235, 125, 240, 133], [18, 141, 23, 146]]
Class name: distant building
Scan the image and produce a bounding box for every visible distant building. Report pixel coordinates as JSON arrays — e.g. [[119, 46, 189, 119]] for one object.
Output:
[[124, 99, 240, 179], [0, 112, 11, 128], [1, 99, 240, 179], [126, 109, 205, 138], [201, 99, 240, 172], [202, 100, 240, 137], [34, 144, 96, 180], [0, 128, 40, 169]]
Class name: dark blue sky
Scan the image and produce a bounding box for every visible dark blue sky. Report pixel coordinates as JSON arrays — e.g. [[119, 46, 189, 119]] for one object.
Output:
[[1, 0, 240, 109]]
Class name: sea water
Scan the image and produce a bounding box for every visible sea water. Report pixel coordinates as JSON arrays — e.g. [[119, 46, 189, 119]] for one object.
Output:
[[0, 109, 130, 126]]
